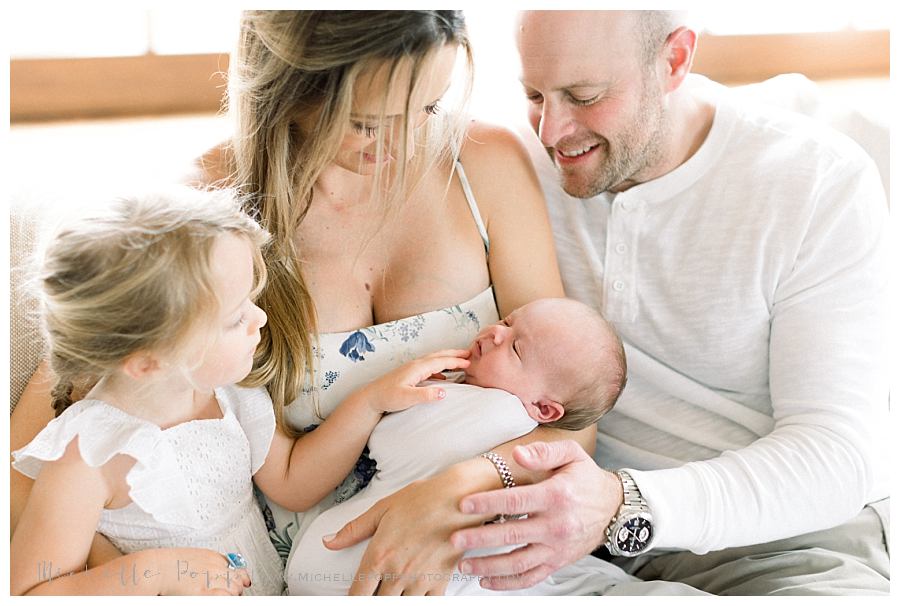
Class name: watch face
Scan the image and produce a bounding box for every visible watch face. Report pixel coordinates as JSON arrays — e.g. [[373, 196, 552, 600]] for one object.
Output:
[[614, 515, 653, 554]]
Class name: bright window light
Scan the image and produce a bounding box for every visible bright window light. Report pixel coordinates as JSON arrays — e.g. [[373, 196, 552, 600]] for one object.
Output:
[[698, 7, 887, 34], [8, 7, 150, 58], [7, 8, 887, 59], [149, 9, 241, 55]]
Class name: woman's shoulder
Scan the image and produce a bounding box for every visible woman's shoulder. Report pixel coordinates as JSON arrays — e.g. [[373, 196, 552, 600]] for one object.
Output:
[[184, 140, 236, 187], [459, 120, 532, 168], [456, 120, 543, 214]]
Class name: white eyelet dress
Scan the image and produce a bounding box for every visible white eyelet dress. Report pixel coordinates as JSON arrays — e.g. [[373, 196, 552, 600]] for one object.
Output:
[[12, 384, 285, 596]]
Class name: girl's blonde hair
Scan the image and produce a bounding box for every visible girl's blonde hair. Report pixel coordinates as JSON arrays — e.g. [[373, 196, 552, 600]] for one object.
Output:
[[38, 187, 269, 416], [228, 11, 472, 432]]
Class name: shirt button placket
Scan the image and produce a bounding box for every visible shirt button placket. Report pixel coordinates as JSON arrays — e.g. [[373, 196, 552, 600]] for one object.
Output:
[[605, 196, 640, 323]]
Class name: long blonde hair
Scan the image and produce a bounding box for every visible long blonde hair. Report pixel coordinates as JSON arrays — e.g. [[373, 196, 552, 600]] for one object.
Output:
[[38, 187, 269, 416], [228, 11, 472, 432]]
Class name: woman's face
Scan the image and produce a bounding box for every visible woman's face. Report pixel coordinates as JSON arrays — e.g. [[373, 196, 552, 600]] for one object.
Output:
[[334, 44, 459, 175]]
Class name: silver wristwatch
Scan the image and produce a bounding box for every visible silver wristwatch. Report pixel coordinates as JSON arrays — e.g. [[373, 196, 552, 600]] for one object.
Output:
[[604, 470, 654, 557]]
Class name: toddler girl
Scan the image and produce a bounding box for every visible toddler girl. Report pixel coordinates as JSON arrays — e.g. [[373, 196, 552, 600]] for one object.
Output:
[[10, 187, 468, 595], [10, 188, 279, 595]]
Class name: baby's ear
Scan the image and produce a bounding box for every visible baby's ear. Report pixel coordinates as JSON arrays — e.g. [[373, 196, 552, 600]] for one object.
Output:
[[529, 398, 564, 424], [121, 351, 163, 380]]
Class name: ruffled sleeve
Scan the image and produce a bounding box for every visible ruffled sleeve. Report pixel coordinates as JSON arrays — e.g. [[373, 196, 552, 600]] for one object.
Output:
[[11, 400, 201, 528], [216, 384, 276, 475]]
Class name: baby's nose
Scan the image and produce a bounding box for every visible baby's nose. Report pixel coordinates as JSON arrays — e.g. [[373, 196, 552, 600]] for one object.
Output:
[[489, 324, 509, 344]]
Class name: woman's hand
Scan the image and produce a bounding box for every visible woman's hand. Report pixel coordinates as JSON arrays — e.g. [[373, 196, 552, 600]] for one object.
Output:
[[323, 462, 489, 596], [155, 548, 251, 596], [360, 349, 471, 414], [451, 441, 622, 590]]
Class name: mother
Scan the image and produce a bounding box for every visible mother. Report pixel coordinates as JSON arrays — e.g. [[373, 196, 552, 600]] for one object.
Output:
[[10, 10, 594, 595]]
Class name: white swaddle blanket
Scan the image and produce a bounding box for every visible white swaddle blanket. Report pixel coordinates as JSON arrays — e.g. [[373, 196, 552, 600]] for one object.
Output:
[[286, 381, 633, 595]]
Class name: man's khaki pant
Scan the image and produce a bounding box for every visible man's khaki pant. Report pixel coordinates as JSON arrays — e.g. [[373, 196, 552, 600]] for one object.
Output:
[[604, 498, 890, 596]]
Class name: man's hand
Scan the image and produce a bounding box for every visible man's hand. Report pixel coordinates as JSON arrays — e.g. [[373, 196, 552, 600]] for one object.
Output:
[[450, 440, 623, 590]]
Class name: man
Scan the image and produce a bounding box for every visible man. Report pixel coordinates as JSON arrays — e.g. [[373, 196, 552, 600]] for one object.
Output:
[[449, 10, 890, 595]]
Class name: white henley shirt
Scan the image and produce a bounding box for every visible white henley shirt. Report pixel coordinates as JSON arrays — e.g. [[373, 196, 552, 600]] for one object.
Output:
[[531, 75, 890, 554]]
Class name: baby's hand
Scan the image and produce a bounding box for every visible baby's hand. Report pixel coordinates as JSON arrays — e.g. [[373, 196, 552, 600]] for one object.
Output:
[[366, 349, 470, 414], [155, 548, 251, 596]]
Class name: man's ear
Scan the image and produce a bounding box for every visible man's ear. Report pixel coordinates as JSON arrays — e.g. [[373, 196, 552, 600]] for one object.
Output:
[[661, 26, 697, 92], [121, 351, 164, 380], [526, 397, 565, 423]]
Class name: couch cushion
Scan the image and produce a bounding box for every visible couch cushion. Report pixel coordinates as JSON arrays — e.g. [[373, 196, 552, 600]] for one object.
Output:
[[10, 208, 45, 412]]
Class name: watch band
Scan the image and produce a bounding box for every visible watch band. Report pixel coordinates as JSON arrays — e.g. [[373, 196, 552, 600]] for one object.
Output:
[[617, 470, 649, 513]]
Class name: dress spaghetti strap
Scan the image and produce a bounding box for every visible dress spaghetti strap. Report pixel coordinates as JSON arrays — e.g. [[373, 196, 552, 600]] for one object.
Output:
[[454, 161, 490, 255]]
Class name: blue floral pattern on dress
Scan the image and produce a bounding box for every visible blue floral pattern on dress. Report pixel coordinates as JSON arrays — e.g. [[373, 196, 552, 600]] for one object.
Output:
[[352, 314, 428, 346], [381, 315, 426, 343], [322, 370, 339, 391], [339, 331, 375, 362], [444, 305, 482, 332], [254, 485, 276, 532], [334, 446, 378, 503], [255, 484, 295, 563]]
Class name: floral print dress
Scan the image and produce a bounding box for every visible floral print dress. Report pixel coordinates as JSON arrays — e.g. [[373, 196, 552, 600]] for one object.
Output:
[[260, 162, 498, 563]]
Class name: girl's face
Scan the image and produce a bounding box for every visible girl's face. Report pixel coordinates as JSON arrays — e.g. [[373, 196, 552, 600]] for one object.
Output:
[[333, 44, 459, 175], [188, 233, 267, 391]]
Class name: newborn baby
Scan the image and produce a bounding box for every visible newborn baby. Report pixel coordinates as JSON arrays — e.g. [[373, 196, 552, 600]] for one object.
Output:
[[462, 296, 626, 431], [286, 298, 630, 595]]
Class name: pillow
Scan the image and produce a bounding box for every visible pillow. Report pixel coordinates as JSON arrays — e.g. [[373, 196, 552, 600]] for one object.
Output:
[[733, 73, 889, 197], [10, 207, 44, 412]]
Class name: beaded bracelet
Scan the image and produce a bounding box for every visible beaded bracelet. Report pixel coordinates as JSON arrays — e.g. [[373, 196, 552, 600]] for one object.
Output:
[[481, 451, 516, 489], [480, 451, 518, 523]]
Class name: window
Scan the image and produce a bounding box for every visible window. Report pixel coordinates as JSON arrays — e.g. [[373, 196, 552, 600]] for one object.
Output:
[[8, 7, 241, 58], [9, 8, 240, 120], [9, 8, 889, 122], [690, 7, 888, 84]]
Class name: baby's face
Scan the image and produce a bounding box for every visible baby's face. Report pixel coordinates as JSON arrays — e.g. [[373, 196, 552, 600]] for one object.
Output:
[[464, 299, 574, 405]]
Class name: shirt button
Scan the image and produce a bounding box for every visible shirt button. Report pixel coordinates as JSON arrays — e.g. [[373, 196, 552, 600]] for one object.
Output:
[[621, 200, 632, 211], [612, 280, 625, 291], [615, 243, 627, 254]]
